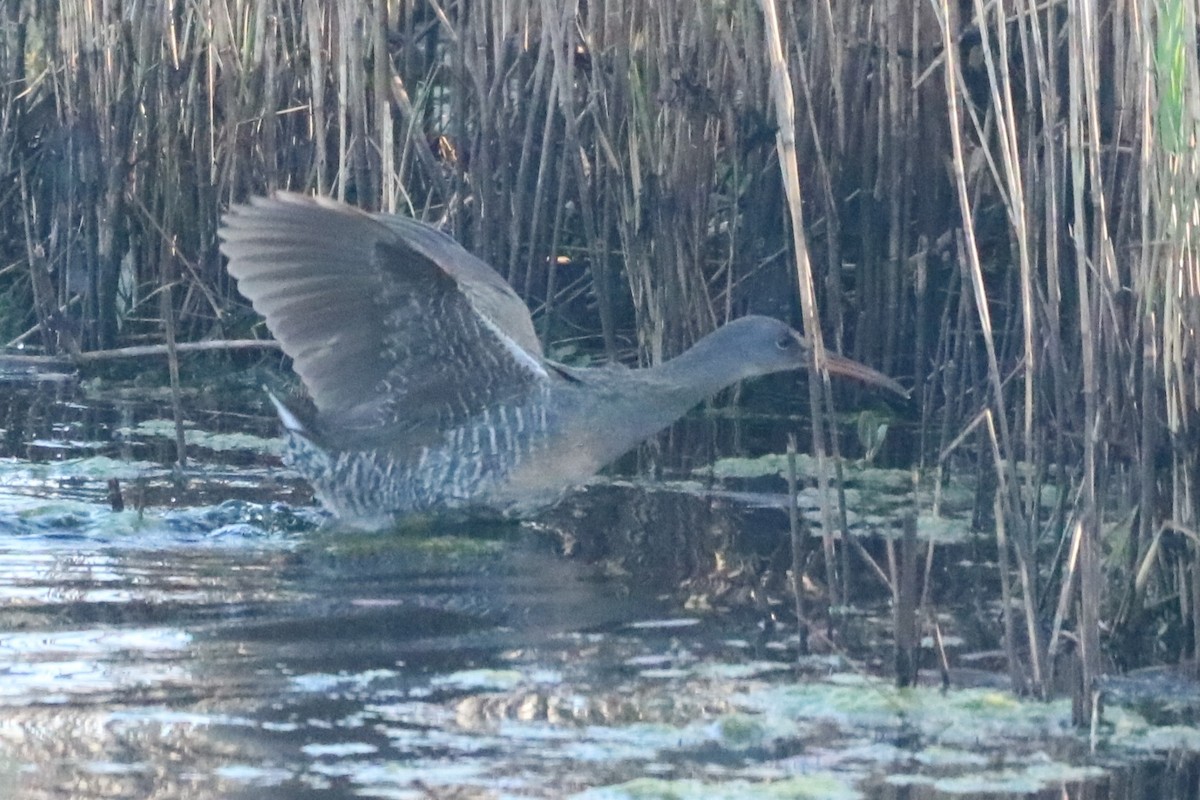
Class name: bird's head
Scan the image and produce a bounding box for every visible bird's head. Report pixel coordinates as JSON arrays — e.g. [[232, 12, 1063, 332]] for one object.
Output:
[[710, 315, 908, 397]]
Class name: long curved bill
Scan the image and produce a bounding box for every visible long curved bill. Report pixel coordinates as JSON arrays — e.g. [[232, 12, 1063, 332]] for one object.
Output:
[[821, 351, 910, 399]]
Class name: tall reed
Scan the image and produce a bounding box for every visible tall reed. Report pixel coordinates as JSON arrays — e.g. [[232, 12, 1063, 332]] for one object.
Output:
[[1, 0, 1198, 684]]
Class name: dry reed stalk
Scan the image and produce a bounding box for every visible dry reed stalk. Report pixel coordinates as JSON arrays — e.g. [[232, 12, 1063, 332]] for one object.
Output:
[[967, 0, 1037, 528], [73, 339, 281, 362], [335, 1, 350, 202], [535, 134, 571, 343], [508, 23, 556, 290], [521, 70, 560, 304], [388, 74, 453, 210], [933, 0, 1052, 695], [584, 0, 738, 361], [1065, 0, 1108, 708], [541, 0, 617, 356], [305, 0, 329, 196], [788, 5, 866, 598], [894, 512, 919, 687], [374, 1, 394, 211], [760, 0, 843, 603], [986, 408, 1045, 694], [1133, 0, 1200, 668], [1047, 515, 1085, 667], [160, 264, 187, 470], [786, 434, 808, 656]]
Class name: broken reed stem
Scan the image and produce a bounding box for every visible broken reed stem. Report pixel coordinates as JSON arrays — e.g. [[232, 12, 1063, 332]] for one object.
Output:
[[895, 512, 919, 688], [760, 0, 840, 605], [993, 488, 1022, 693], [0, 339, 281, 372], [915, 464, 942, 679], [1047, 516, 1085, 666], [786, 434, 808, 656], [72, 339, 283, 362], [986, 408, 1044, 695], [159, 246, 187, 471]]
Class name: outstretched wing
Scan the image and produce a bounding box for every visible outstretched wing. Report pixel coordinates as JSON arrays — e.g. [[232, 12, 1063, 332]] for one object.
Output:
[[219, 192, 547, 451]]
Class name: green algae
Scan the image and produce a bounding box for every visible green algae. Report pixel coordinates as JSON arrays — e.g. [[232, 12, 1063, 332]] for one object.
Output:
[[1100, 705, 1200, 753], [0, 455, 160, 482], [889, 760, 1106, 794], [706, 453, 804, 479], [312, 528, 516, 561], [116, 419, 283, 455], [695, 452, 1075, 546], [734, 678, 1074, 745], [573, 774, 861, 800]]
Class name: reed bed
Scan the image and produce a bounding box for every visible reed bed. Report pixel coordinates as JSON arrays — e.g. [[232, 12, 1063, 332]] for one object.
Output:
[[1, 0, 1198, 694]]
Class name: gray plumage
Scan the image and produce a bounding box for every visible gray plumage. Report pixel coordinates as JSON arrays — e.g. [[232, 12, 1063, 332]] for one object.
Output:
[[220, 193, 906, 525]]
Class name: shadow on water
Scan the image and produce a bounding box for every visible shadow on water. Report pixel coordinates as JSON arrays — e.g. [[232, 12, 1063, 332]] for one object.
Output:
[[0, 366, 1198, 799]]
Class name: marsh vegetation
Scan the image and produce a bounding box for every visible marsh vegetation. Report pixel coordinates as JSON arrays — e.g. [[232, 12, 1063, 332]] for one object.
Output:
[[1, 0, 1199, 707]]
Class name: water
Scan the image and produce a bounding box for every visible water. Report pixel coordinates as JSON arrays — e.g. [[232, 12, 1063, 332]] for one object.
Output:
[[0, 365, 1196, 799], [0, 513, 670, 798]]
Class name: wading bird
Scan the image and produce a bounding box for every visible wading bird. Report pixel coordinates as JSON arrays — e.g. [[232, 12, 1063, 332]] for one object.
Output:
[[220, 193, 906, 526]]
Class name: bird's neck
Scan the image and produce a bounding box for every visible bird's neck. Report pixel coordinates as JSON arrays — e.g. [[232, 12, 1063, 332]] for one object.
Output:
[[619, 329, 756, 435], [654, 327, 756, 398], [561, 328, 762, 472]]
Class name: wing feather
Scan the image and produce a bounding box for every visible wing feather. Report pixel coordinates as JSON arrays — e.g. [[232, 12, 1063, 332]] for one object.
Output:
[[220, 193, 547, 451]]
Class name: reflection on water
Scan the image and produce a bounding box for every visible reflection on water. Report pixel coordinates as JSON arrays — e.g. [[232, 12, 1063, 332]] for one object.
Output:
[[0, 506, 668, 798], [0, 369, 1196, 799]]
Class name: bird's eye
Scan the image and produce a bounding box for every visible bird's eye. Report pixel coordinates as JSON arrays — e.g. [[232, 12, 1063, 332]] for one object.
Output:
[[775, 335, 794, 350]]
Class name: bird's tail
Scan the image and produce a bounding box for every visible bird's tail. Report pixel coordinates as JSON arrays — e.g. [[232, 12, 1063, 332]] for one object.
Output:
[[265, 386, 311, 435]]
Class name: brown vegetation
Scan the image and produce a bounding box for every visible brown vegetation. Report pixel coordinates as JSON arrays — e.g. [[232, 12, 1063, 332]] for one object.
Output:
[[1, 0, 1198, 696]]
